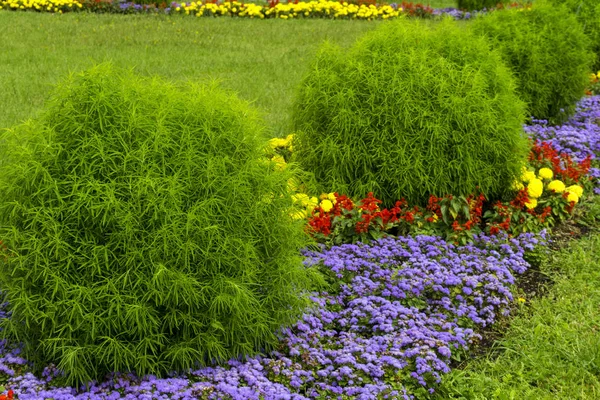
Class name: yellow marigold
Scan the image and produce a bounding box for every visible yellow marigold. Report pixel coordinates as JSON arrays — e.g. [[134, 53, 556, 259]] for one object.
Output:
[[527, 178, 543, 199], [566, 185, 583, 197], [547, 180, 566, 193], [522, 170, 537, 183], [524, 198, 537, 210], [320, 199, 334, 212], [538, 167, 553, 180], [566, 191, 579, 203], [327, 192, 337, 203]]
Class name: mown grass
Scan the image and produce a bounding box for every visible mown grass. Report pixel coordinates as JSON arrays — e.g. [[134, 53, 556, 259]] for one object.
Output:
[[432, 201, 600, 399], [0, 12, 385, 135]]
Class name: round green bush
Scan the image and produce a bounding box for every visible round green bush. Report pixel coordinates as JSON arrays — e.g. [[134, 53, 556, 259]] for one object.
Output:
[[291, 19, 529, 207], [457, 0, 506, 11], [0, 64, 314, 385], [472, 1, 594, 124], [546, 0, 600, 70]]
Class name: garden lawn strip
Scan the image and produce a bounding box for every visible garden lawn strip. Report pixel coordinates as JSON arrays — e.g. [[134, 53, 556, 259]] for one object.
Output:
[[0, 12, 380, 135], [432, 231, 600, 399]]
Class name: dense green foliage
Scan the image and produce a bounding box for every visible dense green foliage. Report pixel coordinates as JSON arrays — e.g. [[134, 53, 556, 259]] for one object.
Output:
[[292, 19, 529, 206], [0, 64, 314, 385], [472, 2, 594, 124], [546, 0, 600, 70], [456, 0, 506, 11]]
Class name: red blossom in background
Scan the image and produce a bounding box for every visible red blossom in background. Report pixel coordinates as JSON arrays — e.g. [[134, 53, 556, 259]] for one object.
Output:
[[529, 140, 591, 183]]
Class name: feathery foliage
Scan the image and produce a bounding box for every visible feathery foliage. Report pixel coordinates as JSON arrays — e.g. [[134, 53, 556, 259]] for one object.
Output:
[[545, 0, 600, 70], [472, 1, 594, 124], [456, 0, 506, 11], [0, 64, 315, 385], [292, 19, 529, 207]]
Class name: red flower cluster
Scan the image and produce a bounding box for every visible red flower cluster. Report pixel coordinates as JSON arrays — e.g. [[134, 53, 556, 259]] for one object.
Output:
[[400, 2, 433, 17], [0, 390, 14, 400], [529, 140, 591, 183]]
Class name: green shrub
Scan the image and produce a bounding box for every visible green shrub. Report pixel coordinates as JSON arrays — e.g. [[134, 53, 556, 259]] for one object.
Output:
[[457, 0, 507, 11], [546, 0, 600, 70], [0, 64, 315, 385], [472, 1, 594, 124], [291, 19, 529, 207]]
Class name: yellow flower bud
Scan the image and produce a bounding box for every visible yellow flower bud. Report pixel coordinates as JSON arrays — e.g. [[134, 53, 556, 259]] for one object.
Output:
[[547, 180, 566, 193], [566, 191, 579, 203], [524, 198, 537, 209], [538, 167, 553, 180], [320, 199, 334, 212], [566, 185, 583, 197], [527, 178, 543, 199]]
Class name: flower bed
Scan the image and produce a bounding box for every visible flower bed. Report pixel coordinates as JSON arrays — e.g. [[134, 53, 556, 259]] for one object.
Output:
[[0, 0, 497, 19], [0, 94, 597, 400]]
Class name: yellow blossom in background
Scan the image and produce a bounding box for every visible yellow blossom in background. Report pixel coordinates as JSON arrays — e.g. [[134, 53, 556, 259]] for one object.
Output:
[[538, 167, 553, 180], [566, 185, 583, 197], [521, 170, 537, 183], [320, 199, 333, 212], [517, 297, 526, 303], [524, 198, 537, 209], [527, 178, 543, 198], [327, 192, 336, 203], [547, 180, 566, 193], [566, 191, 579, 203], [511, 180, 525, 191], [269, 137, 288, 149]]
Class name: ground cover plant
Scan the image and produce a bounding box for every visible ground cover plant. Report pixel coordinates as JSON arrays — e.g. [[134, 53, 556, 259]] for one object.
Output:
[[0, 64, 316, 386], [471, 0, 594, 124], [292, 18, 529, 207]]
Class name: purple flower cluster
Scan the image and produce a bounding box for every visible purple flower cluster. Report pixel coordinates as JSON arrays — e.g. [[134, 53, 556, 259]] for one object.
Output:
[[525, 95, 600, 192], [0, 233, 544, 399]]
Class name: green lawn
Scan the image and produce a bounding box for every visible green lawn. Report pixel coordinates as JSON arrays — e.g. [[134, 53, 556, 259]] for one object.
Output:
[[432, 213, 600, 399], [0, 12, 385, 136]]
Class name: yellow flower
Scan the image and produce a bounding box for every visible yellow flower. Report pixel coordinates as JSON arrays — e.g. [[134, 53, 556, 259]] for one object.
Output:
[[327, 192, 337, 203], [517, 297, 526, 303], [538, 167, 553, 180], [320, 199, 334, 212], [522, 170, 537, 183], [268, 137, 288, 149], [547, 180, 566, 193], [566, 185, 583, 197], [566, 191, 579, 203], [524, 198, 537, 210], [527, 178, 543, 199]]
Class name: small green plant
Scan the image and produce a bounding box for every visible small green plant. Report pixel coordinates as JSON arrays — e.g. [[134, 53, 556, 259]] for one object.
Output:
[[0, 64, 316, 385], [472, 1, 594, 124], [292, 18, 529, 207]]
